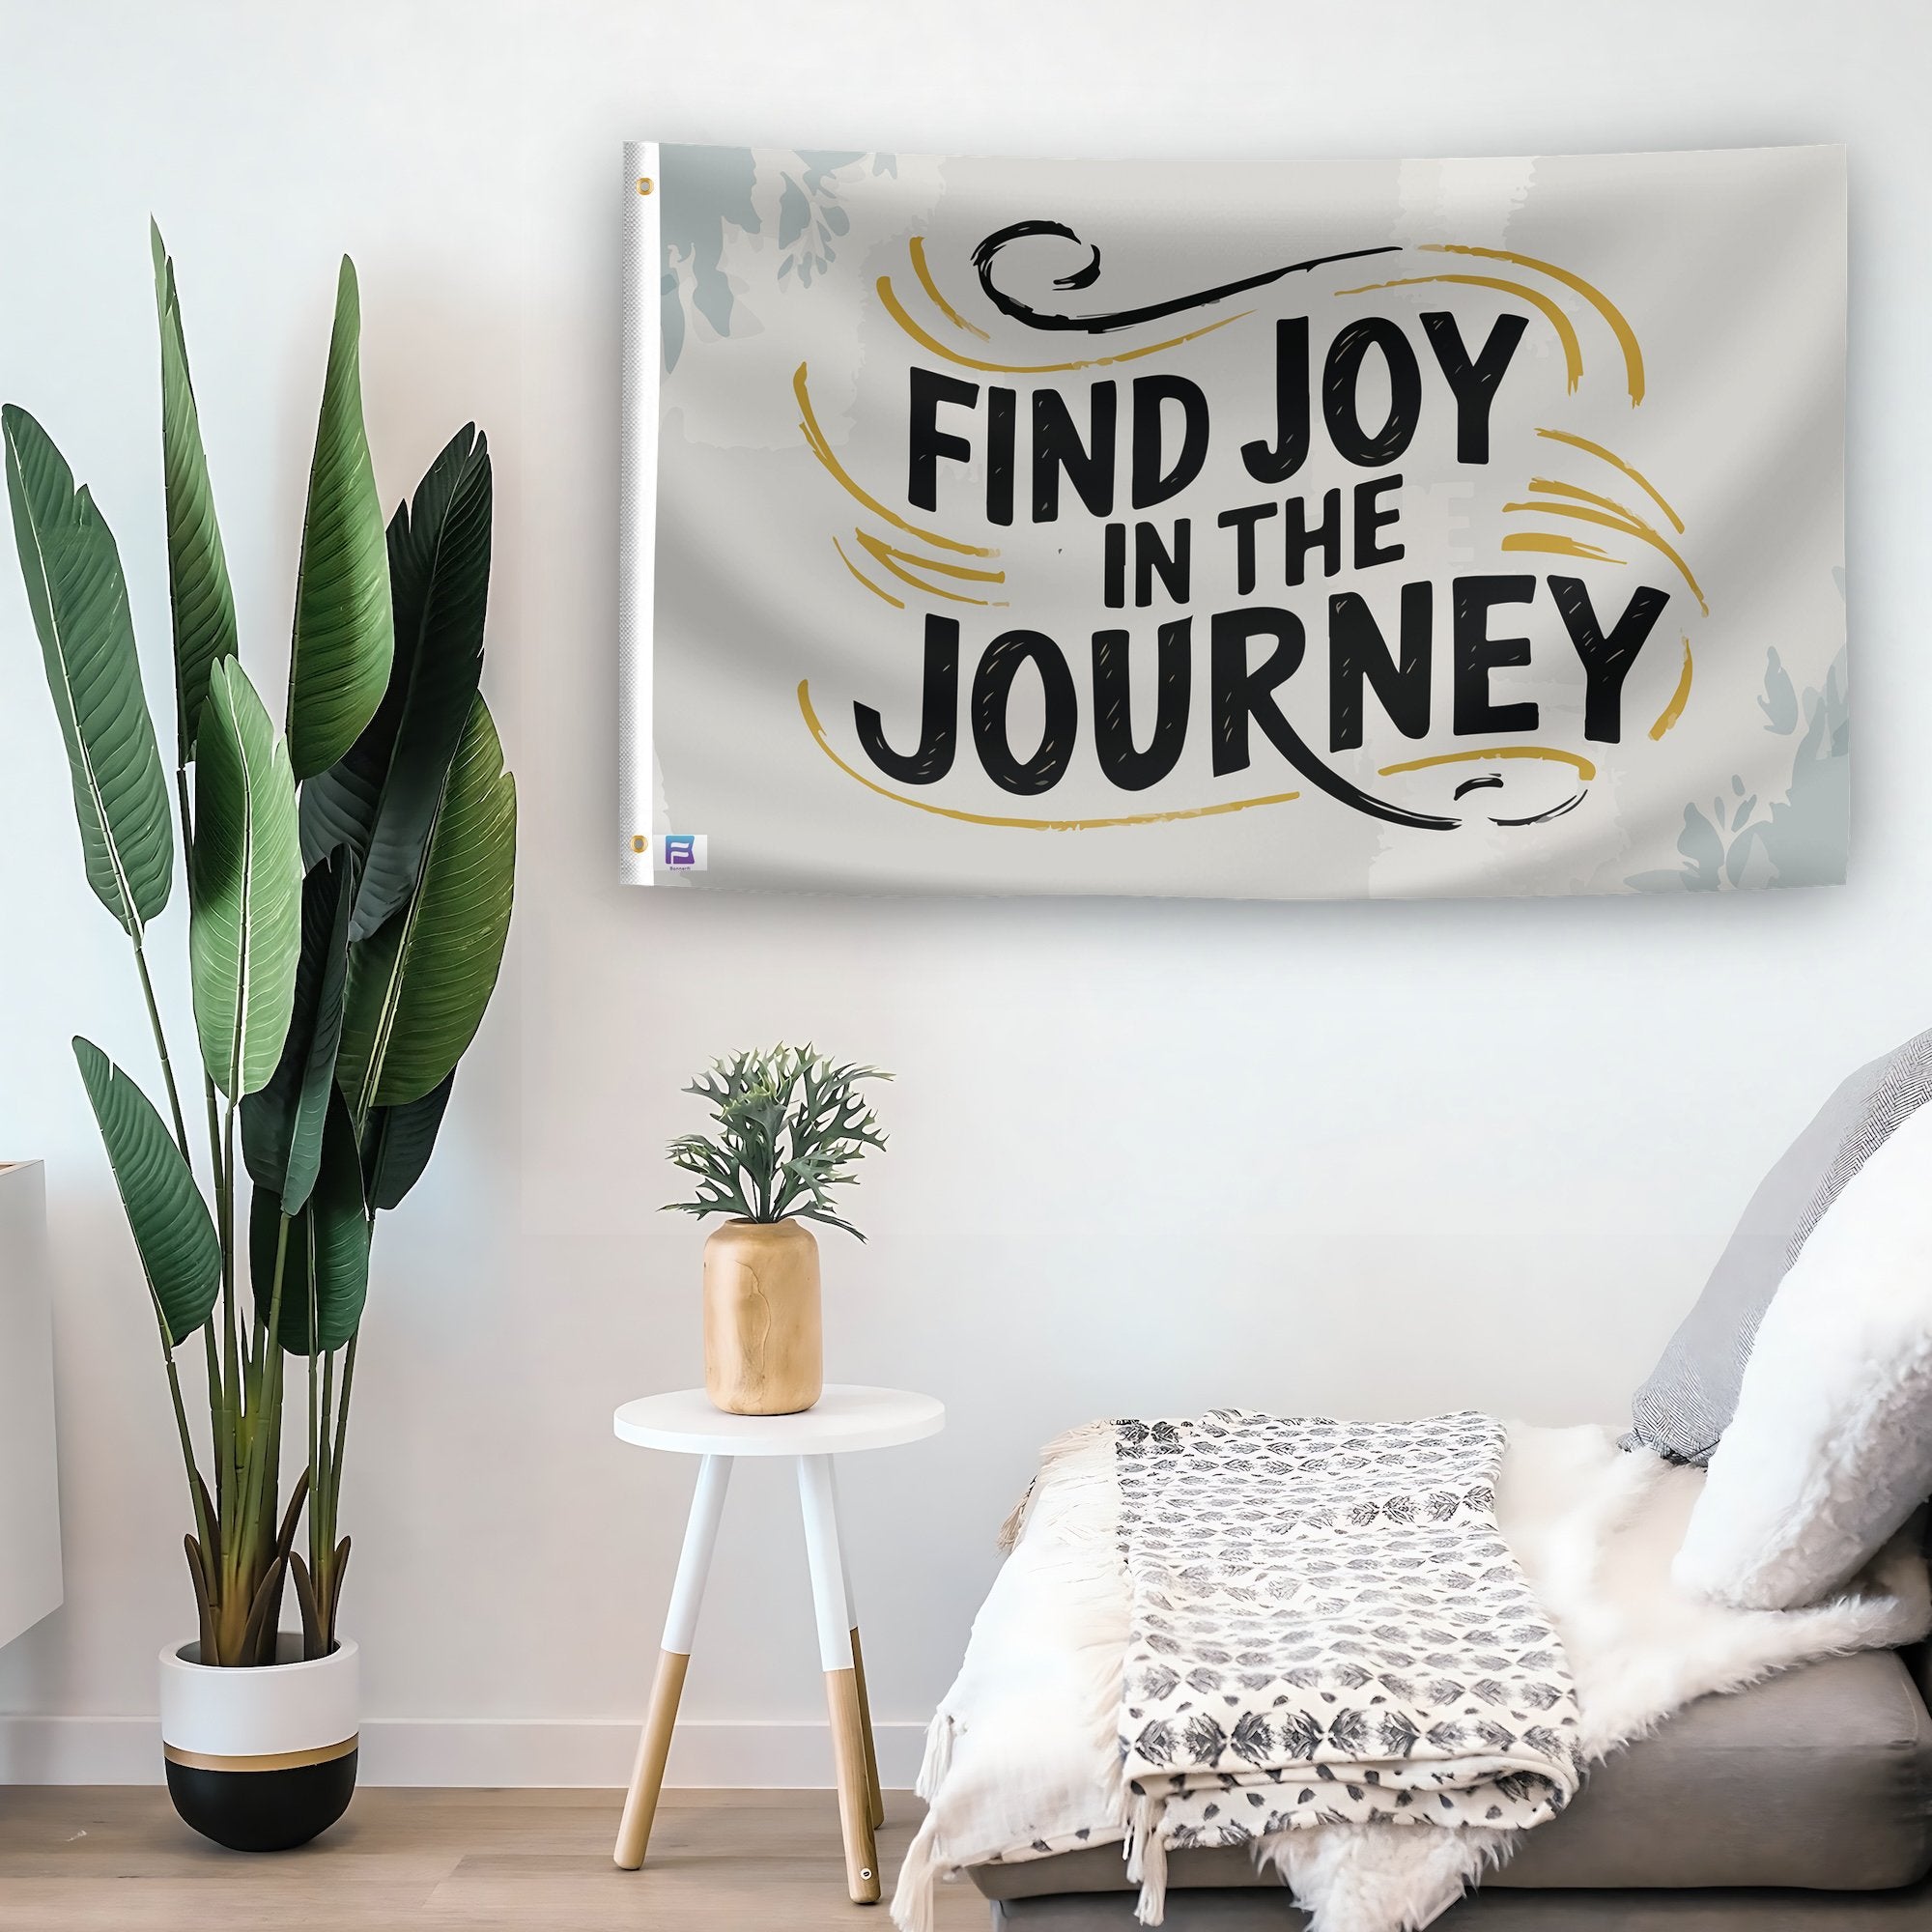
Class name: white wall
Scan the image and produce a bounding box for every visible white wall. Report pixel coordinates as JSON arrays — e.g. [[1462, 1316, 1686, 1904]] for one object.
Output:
[[2, 0, 1928, 1786]]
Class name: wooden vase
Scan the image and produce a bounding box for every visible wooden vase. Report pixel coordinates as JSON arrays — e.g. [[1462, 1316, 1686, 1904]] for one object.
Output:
[[702, 1218, 823, 1415]]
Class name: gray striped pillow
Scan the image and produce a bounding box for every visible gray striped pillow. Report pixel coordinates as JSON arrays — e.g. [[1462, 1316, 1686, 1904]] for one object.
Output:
[[1625, 1026, 1932, 1464]]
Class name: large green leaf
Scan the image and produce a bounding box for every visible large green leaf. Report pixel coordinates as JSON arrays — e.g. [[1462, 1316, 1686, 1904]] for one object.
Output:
[[242, 848, 354, 1213], [287, 258, 392, 781], [151, 224, 238, 763], [190, 658, 302, 1098], [250, 1087, 369, 1355], [73, 1037, 219, 1348], [360, 1069, 455, 1212], [338, 695, 515, 1114], [300, 425, 491, 939], [4, 405, 174, 936]]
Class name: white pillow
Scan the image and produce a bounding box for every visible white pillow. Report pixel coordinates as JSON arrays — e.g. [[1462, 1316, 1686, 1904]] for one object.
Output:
[[1672, 1097, 1932, 1610]]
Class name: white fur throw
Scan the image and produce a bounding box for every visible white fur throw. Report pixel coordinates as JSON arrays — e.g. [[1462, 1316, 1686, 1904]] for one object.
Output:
[[1675, 1100, 1932, 1610], [895, 1421, 1929, 1932]]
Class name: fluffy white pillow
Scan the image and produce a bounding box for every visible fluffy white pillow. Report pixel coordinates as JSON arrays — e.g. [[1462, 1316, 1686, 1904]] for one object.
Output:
[[1673, 1097, 1932, 1610]]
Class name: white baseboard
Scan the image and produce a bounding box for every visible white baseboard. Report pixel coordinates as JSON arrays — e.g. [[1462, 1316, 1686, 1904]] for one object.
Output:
[[0, 1715, 928, 1788]]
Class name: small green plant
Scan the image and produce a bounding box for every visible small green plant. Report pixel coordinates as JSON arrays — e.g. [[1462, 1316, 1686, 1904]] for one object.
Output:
[[665, 1045, 889, 1238]]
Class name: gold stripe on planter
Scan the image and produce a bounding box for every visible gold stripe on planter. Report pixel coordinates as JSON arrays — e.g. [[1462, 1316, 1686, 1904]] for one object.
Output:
[[163, 1735, 358, 1774]]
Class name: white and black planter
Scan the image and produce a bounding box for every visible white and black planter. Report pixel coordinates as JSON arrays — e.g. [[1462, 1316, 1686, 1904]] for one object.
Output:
[[159, 1635, 358, 1852]]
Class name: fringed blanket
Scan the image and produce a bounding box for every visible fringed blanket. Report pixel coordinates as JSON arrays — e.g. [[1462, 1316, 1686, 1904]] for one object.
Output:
[[1111, 1412, 1581, 1918], [895, 1419, 1932, 1932]]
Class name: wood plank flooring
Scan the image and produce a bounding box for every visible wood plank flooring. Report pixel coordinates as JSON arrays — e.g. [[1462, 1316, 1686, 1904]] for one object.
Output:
[[0, 1786, 986, 1931]]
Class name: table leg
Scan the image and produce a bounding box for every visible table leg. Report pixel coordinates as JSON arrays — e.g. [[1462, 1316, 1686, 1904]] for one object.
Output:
[[613, 1454, 732, 1870], [798, 1454, 881, 1904], [828, 1461, 885, 1830]]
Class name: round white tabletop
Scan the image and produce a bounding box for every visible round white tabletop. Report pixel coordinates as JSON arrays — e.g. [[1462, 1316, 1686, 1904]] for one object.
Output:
[[612, 1383, 944, 1458]]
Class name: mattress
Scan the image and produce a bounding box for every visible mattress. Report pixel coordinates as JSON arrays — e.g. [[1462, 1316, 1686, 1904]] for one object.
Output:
[[969, 1648, 1932, 1898]]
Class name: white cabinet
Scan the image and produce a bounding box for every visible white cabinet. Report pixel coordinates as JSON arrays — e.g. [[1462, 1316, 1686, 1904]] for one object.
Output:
[[0, 1162, 61, 1648]]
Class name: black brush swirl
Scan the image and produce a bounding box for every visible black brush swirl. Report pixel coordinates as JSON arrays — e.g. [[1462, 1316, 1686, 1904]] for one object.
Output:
[[968, 220, 1400, 336]]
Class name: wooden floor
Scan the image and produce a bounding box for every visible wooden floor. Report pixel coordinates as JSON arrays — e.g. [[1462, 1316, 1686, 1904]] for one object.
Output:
[[0, 1787, 987, 1931]]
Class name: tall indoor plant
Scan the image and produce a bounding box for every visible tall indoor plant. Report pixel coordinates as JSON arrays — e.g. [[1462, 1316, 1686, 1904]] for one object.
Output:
[[4, 226, 515, 1849]]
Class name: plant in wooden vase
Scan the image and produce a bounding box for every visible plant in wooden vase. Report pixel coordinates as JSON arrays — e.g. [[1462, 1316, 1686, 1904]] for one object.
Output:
[[3, 227, 514, 1851], [665, 1045, 889, 1415]]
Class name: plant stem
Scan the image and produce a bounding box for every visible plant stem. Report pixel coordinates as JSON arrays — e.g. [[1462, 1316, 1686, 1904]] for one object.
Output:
[[217, 1097, 242, 1617], [314, 1346, 336, 1570], [320, 1335, 355, 1651], [162, 1350, 213, 1564], [241, 1215, 290, 1587], [200, 1074, 226, 1514], [307, 1334, 321, 1542], [130, 938, 190, 1164], [328, 1336, 355, 1524], [217, 1212, 287, 1663], [202, 1321, 225, 1526], [220, 1096, 240, 1427]]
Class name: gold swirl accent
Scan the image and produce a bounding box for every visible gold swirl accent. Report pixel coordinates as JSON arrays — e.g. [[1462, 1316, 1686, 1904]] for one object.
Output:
[[1426, 245, 1644, 406], [852, 530, 1007, 607], [795, 364, 997, 558], [1498, 497, 1707, 614], [1528, 476, 1658, 526], [909, 237, 989, 339], [1533, 428, 1684, 532], [1500, 532, 1624, 564], [831, 537, 904, 609], [1649, 639, 1694, 740]]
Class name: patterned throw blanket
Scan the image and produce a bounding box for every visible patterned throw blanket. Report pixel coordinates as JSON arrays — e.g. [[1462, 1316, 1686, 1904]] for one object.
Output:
[[1114, 1411, 1583, 1917]]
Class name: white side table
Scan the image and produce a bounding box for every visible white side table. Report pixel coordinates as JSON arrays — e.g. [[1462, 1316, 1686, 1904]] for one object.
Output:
[[611, 1383, 945, 1903]]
